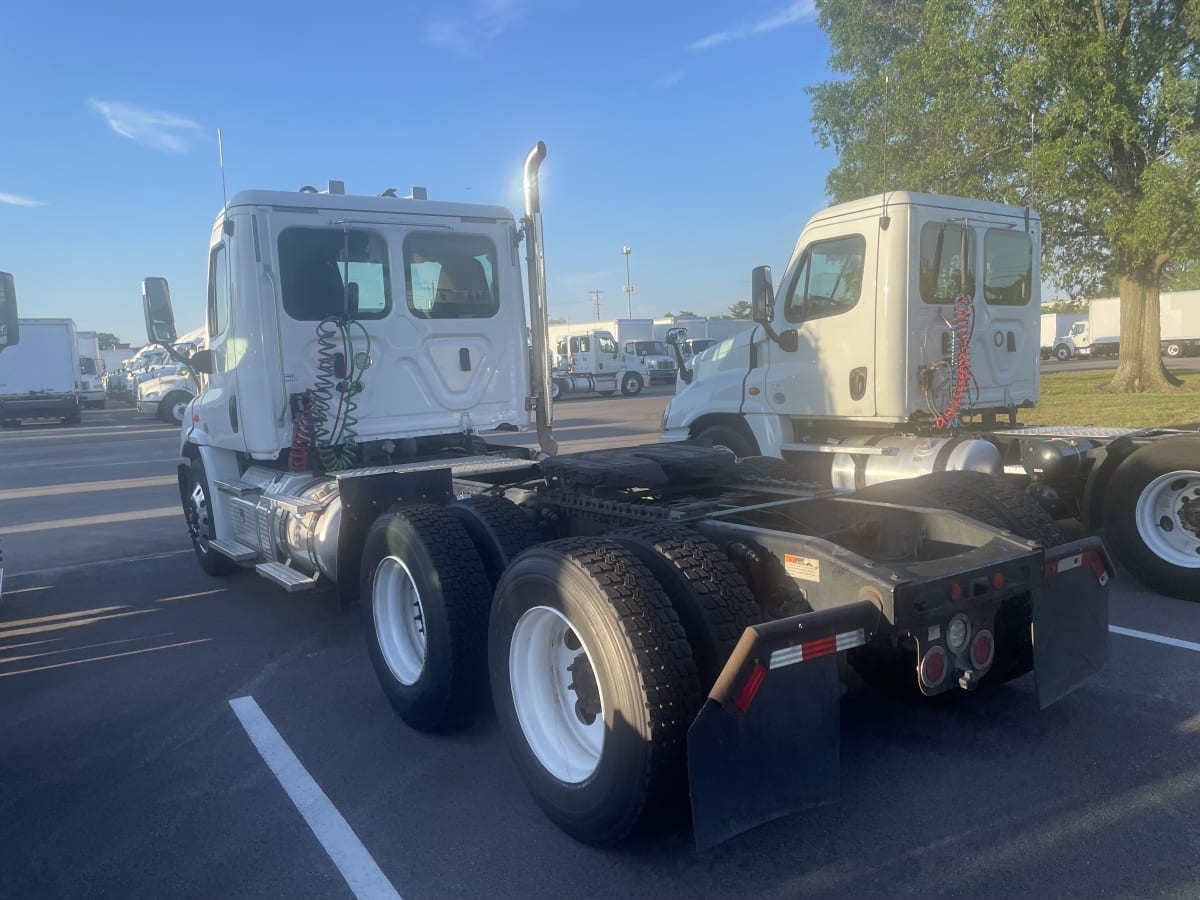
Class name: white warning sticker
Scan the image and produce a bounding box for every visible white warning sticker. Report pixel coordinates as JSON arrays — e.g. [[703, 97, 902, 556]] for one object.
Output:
[[784, 553, 821, 582]]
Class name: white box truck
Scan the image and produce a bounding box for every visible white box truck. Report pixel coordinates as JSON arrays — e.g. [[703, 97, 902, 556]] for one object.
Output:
[[76, 329, 107, 408], [1083, 290, 1200, 358], [0, 318, 82, 426], [1040, 312, 1088, 360]]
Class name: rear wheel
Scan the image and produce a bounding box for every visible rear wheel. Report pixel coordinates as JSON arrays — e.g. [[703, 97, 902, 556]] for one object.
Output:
[[610, 526, 764, 690], [446, 495, 542, 589], [1103, 438, 1200, 601], [1164, 342, 1182, 358], [490, 539, 699, 843], [361, 505, 493, 732], [184, 457, 236, 576]]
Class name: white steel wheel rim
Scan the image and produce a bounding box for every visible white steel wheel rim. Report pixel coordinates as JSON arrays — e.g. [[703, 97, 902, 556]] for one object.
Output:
[[373, 556, 428, 685], [170, 400, 188, 422], [509, 605, 604, 784], [1134, 470, 1200, 568]]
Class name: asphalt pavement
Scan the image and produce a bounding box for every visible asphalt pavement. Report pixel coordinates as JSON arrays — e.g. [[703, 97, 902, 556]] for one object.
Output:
[[2, 395, 1199, 900]]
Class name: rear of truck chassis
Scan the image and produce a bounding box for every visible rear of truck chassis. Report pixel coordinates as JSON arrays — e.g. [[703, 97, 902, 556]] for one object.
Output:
[[327, 440, 1112, 849]]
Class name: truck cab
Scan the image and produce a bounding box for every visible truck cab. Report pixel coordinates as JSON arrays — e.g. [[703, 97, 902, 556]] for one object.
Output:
[[664, 192, 1041, 455], [623, 339, 678, 384]]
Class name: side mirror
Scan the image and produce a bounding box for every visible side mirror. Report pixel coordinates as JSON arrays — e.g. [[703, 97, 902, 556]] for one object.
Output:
[[665, 327, 688, 345], [189, 349, 215, 374], [751, 265, 775, 323], [142, 277, 178, 345], [0, 271, 19, 352]]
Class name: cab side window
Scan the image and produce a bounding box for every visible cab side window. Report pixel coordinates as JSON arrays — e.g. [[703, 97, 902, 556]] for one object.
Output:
[[784, 235, 866, 323], [209, 244, 229, 337]]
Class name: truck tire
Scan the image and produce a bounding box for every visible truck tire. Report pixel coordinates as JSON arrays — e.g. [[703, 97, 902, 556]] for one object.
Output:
[[693, 423, 759, 459], [360, 504, 492, 732], [853, 470, 1064, 684], [490, 539, 700, 844], [1103, 437, 1200, 601], [160, 392, 190, 426], [550, 379, 565, 400], [63, 410, 82, 426], [620, 372, 643, 396], [610, 526, 765, 690], [1164, 341, 1183, 358], [1054, 344, 1071, 361], [184, 458, 237, 576], [446, 495, 542, 589]]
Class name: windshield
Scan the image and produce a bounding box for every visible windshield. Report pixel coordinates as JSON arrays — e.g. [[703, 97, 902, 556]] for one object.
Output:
[[635, 341, 670, 356], [1071, 322, 1086, 335]]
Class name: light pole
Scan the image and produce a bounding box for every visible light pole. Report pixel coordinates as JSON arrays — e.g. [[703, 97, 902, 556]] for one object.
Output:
[[621, 246, 634, 318]]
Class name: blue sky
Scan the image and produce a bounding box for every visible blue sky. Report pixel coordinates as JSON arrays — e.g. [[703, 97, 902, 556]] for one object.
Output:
[[0, 0, 837, 344]]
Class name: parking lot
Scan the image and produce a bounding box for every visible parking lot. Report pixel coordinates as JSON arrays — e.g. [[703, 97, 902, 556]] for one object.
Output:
[[3, 390, 1199, 900]]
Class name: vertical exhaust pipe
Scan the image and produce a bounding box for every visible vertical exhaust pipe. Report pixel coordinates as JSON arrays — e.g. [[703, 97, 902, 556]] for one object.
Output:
[[522, 141, 558, 457]]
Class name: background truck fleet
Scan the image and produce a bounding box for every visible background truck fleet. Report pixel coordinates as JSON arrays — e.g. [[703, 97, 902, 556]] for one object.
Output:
[[1041, 290, 1200, 360]]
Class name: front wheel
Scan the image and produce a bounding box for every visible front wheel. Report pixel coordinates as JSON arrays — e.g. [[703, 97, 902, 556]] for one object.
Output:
[[160, 392, 190, 426], [184, 458, 236, 576], [619, 372, 643, 396], [693, 423, 759, 459], [1104, 438, 1200, 600], [490, 539, 700, 844], [1054, 345, 1071, 361], [549, 379, 564, 401]]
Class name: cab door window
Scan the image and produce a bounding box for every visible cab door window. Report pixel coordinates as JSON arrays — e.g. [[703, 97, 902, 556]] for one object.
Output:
[[784, 235, 866, 322], [208, 244, 230, 337]]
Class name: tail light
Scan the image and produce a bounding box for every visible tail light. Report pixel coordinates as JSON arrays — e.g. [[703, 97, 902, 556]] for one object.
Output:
[[971, 629, 995, 671], [920, 645, 949, 688]]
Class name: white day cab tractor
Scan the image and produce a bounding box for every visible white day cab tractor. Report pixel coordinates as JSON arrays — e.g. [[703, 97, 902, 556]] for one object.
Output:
[[662, 192, 1200, 601], [142, 149, 1111, 849], [550, 329, 644, 399]]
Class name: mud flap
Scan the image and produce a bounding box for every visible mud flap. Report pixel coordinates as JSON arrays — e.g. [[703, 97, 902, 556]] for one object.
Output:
[[687, 600, 879, 850], [1032, 537, 1112, 709]]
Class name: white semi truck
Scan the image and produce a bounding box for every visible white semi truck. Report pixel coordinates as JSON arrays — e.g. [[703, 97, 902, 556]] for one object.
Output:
[[0, 317, 82, 427], [549, 329, 644, 398], [76, 330, 107, 408], [662, 191, 1200, 601], [141, 148, 1110, 849]]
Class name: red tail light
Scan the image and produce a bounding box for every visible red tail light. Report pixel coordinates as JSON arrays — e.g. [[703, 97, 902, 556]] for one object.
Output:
[[920, 646, 948, 688], [991, 571, 1006, 590], [971, 629, 995, 671], [950, 582, 964, 602]]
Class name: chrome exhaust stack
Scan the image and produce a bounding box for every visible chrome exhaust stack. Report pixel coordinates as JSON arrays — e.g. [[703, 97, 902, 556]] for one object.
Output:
[[522, 141, 558, 457]]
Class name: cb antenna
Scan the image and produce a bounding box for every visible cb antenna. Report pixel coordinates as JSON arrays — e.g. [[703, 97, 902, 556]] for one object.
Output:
[[218, 128, 230, 213], [879, 72, 892, 229]]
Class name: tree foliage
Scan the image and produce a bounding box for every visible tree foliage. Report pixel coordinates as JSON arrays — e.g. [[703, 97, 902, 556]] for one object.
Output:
[[97, 332, 122, 350], [809, 0, 1200, 391], [728, 299, 753, 319]]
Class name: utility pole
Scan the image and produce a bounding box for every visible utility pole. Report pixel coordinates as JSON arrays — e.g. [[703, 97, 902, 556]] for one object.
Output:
[[621, 246, 634, 318], [589, 289, 605, 321]]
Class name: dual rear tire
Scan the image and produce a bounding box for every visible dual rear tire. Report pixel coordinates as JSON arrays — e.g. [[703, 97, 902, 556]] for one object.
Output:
[[359, 500, 760, 843]]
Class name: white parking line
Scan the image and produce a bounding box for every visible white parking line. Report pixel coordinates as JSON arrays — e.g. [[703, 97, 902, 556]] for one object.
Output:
[[1110, 625, 1200, 653], [229, 697, 402, 900]]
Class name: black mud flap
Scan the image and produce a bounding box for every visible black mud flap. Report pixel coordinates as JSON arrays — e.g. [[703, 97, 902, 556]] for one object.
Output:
[[687, 600, 880, 850], [1032, 537, 1112, 709]]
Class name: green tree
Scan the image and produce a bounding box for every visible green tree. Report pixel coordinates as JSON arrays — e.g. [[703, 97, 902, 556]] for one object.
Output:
[[809, 0, 1200, 392], [97, 332, 122, 350], [728, 300, 752, 319]]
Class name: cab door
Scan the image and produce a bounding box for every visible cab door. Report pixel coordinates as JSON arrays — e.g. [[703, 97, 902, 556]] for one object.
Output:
[[763, 229, 877, 419]]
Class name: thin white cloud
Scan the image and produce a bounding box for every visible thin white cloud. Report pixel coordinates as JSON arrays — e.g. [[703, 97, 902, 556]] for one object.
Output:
[[0, 193, 45, 207], [689, 0, 816, 51], [426, 0, 527, 55], [654, 70, 686, 88], [87, 98, 205, 153]]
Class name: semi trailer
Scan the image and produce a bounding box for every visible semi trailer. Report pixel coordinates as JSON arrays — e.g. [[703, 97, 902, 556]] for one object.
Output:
[[661, 192, 1199, 601], [141, 147, 1110, 848]]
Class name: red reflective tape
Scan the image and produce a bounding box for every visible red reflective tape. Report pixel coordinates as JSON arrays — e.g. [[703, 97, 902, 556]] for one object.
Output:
[[734, 662, 767, 713], [800, 634, 837, 661]]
